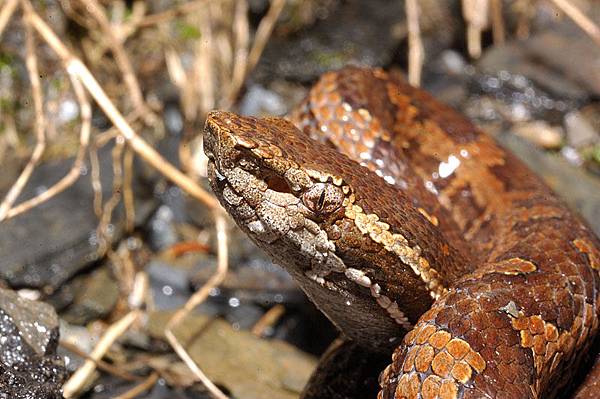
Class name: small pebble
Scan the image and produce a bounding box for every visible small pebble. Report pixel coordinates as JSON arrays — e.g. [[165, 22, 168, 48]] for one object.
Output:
[[511, 121, 563, 149], [565, 111, 599, 148]]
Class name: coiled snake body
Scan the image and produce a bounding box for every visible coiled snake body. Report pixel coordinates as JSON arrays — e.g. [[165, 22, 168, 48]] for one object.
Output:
[[203, 67, 600, 398]]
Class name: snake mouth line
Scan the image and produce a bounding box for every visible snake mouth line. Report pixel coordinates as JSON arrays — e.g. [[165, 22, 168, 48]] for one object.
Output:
[[204, 111, 452, 328]]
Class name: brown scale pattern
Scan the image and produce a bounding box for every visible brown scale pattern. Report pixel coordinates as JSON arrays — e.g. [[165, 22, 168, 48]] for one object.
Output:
[[573, 351, 600, 399], [206, 67, 600, 398], [204, 110, 469, 350], [290, 68, 600, 397]]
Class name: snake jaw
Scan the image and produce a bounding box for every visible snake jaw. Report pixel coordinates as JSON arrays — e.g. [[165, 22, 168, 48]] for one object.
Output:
[[203, 110, 460, 347], [204, 113, 345, 274]]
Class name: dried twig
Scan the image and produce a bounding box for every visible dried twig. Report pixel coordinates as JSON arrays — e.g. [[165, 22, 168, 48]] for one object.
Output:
[[165, 211, 229, 399], [123, 146, 135, 232], [228, 0, 249, 104], [136, 0, 212, 28], [0, 65, 92, 220], [222, 0, 285, 107], [405, 0, 423, 87], [80, 0, 151, 119], [24, 9, 218, 210], [95, 137, 125, 255], [114, 372, 159, 399], [490, 0, 505, 45], [548, 0, 600, 47], [246, 0, 285, 77], [462, 0, 490, 59], [62, 310, 142, 398], [251, 304, 285, 337], [129, 271, 149, 310], [60, 340, 144, 382], [89, 144, 103, 217], [0, 0, 18, 38], [0, 3, 46, 221]]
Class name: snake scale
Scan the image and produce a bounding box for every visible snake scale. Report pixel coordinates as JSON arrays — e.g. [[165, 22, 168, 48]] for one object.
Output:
[[203, 67, 600, 398]]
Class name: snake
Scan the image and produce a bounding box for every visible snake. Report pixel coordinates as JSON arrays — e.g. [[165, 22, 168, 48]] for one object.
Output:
[[202, 67, 600, 398]]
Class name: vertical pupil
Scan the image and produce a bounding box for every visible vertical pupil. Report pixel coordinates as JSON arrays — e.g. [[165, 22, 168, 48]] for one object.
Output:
[[317, 189, 326, 209]]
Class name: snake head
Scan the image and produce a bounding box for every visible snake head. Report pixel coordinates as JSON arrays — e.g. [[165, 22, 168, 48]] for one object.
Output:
[[203, 110, 455, 348], [203, 111, 352, 273], [204, 110, 352, 240]]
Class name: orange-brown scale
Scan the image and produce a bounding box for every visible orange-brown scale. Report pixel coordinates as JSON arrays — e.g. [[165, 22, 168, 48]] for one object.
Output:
[[292, 67, 600, 397], [204, 110, 470, 352], [290, 68, 473, 262]]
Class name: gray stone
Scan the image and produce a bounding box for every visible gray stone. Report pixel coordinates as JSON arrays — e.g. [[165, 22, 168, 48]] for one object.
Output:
[[0, 288, 66, 398], [0, 145, 156, 291], [147, 311, 317, 399]]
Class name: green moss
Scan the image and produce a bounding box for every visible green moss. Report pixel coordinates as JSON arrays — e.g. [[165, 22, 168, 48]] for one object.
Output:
[[0, 54, 15, 70], [176, 21, 202, 40], [309, 49, 350, 68], [592, 145, 600, 165]]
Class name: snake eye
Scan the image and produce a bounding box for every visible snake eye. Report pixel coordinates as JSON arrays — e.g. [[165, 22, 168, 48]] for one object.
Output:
[[302, 183, 344, 215]]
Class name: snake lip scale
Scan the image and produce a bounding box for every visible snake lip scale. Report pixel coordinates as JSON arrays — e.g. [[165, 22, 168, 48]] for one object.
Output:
[[204, 67, 600, 399]]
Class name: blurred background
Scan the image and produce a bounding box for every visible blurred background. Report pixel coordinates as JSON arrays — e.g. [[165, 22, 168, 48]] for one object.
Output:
[[0, 0, 599, 398]]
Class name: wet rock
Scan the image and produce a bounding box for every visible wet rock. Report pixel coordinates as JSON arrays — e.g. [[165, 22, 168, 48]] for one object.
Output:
[[524, 24, 600, 97], [0, 288, 67, 398], [0, 145, 156, 291], [239, 84, 289, 117], [147, 258, 198, 311], [191, 252, 302, 307], [58, 266, 120, 325], [58, 320, 93, 371], [254, 0, 406, 83], [147, 205, 181, 252], [88, 374, 211, 399], [478, 19, 600, 101], [565, 111, 599, 149], [147, 311, 317, 399], [478, 43, 589, 101], [468, 70, 574, 124], [147, 248, 303, 331]]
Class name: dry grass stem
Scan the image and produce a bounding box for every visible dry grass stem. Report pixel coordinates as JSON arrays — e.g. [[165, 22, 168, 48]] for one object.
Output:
[[95, 110, 143, 147], [515, 0, 534, 39], [406, 0, 423, 87], [246, 0, 285, 77], [165, 211, 229, 399], [462, 0, 490, 58], [95, 137, 125, 255], [129, 271, 149, 310], [227, 0, 249, 104], [62, 310, 142, 398], [89, 145, 103, 217], [490, 0, 505, 45], [108, 245, 137, 299], [123, 146, 136, 231], [114, 372, 159, 399], [195, 6, 216, 117], [165, 45, 200, 120], [60, 340, 144, 382], [0, 5, 46, 222], [549, 0, 600, 46], [25, 9, 218, 209], [80, 0, 152, 120], [251, 304, 285, 337], [136, 0, 212, 28], [109, 1, 147, 43], [0, 0, 18, 38], [1, 67, 92, 220]]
